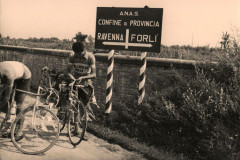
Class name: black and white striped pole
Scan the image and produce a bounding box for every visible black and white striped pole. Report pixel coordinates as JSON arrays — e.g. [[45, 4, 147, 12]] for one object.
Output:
[[138, 52, 147, 105], [105, 50, 114, 114]]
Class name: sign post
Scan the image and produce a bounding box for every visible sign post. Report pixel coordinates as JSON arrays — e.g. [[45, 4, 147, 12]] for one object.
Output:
[[105, 50, 114, 114], [138, 52, 147, 105], [95, 7, 163, 113]]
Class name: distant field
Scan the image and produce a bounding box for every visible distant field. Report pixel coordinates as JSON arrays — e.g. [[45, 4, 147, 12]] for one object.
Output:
[[0, 37, 223, 61]]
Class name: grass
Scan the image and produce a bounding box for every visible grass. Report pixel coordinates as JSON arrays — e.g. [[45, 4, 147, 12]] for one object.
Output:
[[87, 122, 186, 160]]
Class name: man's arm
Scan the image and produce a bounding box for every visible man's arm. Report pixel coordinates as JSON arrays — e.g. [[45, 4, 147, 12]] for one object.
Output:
[[78, 64, 96, 80], [67, 73, 76, 80], [78, 59, 96, 81]]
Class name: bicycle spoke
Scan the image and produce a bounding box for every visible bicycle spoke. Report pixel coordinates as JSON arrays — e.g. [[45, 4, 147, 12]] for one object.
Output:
[[11, 107, 60, 155]]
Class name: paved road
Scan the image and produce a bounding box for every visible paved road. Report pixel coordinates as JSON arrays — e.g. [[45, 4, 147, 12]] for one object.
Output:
[[0, 113, 146, 160]]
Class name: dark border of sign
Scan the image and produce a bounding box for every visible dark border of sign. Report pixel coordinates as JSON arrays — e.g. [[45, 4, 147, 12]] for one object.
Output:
[[95, 7, 163, 53]]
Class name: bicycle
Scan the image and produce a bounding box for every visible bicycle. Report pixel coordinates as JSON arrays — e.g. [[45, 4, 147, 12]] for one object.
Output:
[[38, 67, 66, 131], [0, 85, 60, 155], [57, 78, 90, 146], [39, 67, 94, 145]]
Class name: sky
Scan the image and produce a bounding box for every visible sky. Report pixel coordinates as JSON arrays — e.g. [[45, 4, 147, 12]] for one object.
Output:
[[0, 0, 239, 47]]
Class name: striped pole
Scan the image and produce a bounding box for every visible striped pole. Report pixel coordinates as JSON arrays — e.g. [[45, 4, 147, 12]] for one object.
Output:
[[105, 50, 114, 114], [138, 52, 147, 105]]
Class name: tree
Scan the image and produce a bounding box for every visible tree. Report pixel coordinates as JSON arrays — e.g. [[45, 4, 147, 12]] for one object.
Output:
[[87, 35, 94, 44], [0, 33, 4, 44], [73, 32, 88, 42], [220, 31, 230, 50]]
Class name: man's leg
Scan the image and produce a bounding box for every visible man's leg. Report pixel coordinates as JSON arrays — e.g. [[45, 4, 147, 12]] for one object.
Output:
[[0, 89, 9, 114], [0, 89, 11, 137], [75, 88, 89, 140], [0, 98, 10, 138], [77, 87, 89, 123], [14, 78, 31, 141]]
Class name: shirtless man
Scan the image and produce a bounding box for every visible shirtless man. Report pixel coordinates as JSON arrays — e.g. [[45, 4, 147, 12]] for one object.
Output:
[[0, 61, 31, 139]]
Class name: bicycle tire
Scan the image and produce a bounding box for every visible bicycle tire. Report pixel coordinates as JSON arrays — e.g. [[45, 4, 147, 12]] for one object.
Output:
[[11, 106, 60, 155], [68, 101, 87, 146]]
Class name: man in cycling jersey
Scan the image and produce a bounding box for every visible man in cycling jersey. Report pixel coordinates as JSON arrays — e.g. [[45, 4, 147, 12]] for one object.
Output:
[[67, 41, 96, 104], [66, 41, 97, 139], [0, 61, 31, 139]]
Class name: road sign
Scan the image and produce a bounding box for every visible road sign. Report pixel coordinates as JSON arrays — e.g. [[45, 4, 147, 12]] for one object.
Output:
[[95, 7, 163, 53]]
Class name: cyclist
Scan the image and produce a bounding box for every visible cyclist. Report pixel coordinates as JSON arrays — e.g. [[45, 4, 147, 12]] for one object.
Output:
[[68, 41, 96, 100], [64, 41, 97, 139], [0, 61, 31, 139]]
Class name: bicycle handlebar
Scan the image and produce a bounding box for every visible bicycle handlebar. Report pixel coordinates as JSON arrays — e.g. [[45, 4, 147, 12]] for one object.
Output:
[[69, 78, 94, 89]]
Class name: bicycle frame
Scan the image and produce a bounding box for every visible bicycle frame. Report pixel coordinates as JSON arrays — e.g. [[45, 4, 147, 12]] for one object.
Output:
[[58, 82, 82, 122], [32, 86, 49, 130], [39, 69, 60, 105], [0, 85, 59, 135], [62, 79, 93, 111]]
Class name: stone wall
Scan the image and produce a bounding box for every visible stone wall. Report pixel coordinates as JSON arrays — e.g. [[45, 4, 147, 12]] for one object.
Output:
[[0, 45, 196, 109]]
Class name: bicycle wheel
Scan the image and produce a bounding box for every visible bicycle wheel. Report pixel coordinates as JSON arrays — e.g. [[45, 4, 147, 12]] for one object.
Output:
[[11, 106, 60, 155], [68, 101, 87, 146]]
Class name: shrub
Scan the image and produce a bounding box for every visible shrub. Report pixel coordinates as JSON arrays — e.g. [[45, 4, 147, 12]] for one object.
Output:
[[176, 66, 240, 159], [101, 58, 240, 160]]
